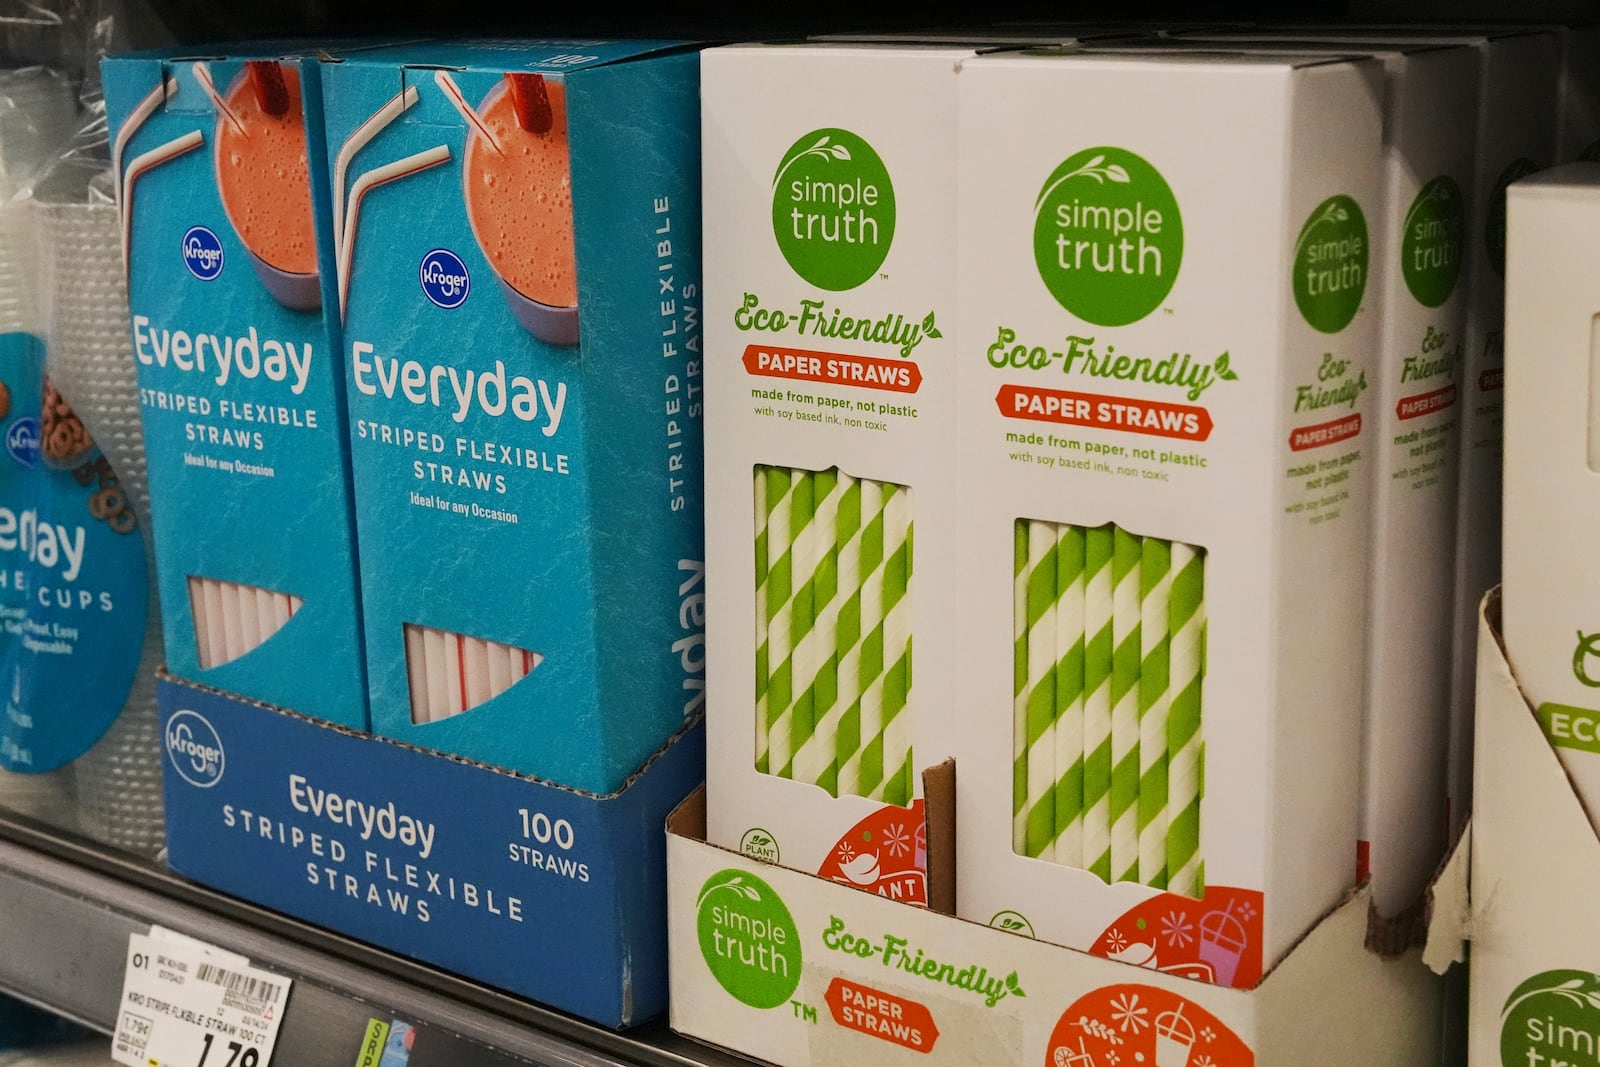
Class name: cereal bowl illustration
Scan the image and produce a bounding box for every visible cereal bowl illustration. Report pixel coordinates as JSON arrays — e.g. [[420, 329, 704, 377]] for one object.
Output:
[[211, 60, 321, 311], [460, 72, 578, 346]]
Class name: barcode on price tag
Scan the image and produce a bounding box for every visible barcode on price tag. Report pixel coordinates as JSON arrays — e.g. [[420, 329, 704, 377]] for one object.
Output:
[[112, 931, 292, 1067]]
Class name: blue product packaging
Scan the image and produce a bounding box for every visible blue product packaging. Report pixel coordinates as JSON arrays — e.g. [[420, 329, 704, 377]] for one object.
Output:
[[103, 46, 367, 727], [321, 41, 705, 792]]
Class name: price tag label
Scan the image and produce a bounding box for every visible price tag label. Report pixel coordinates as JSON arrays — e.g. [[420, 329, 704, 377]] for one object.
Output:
[[113, 930, 292, 1067]]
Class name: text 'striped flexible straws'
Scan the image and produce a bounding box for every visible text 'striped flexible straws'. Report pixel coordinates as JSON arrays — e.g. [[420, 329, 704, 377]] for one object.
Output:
[[337, 145, 451, 319], [332, 85, 420, 254]]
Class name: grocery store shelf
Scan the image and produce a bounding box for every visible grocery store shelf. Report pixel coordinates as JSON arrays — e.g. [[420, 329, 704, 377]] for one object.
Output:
[[0, 813, 754, 1067]]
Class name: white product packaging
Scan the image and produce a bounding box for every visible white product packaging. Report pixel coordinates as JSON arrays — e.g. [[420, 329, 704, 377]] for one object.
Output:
[[954, 49, 1382, 985], [1208, 24, 1562, 841], [1100, 33, 1483, 917], [701, 43, 966, 906], [1501, 163, 1600, 824]]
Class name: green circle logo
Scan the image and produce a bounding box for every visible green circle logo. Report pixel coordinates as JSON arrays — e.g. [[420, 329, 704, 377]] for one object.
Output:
[[1501, 969, 1600, 1065], [1293, 195, 1368, 334], [1400, 176, 1465, 308], [1033, 146, 1183, 327], [772, 128, 895, 291], [1487, 157, 1541, 278], [696, 870, 801, 1009]]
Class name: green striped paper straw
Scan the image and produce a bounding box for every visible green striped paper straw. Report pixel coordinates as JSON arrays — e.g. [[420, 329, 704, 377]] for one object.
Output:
[[769, 469, 816, 779], [877, 484, 914, 806], [1138, 537, 1172, 889], [1024, 519, 1057, 859], [756, 467, 795, 776], [754, 467, 769, 772], [1168, 541, 1205, 898], [1111, 527, 1142, 885], [803, 473, 862, 797], [790, 469, 847, 788], [1082, 524, 1115, 883], [838, 478, 887, 800], [1050, 524, 1087, 869], [1013, 521, 1030, 855]]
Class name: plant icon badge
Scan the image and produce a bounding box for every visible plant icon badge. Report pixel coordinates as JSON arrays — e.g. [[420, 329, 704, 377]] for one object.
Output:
[[771, 128, 896, 292], [1292, 194, 1368, 334], [1500, 969, 1600, 1065], [696, 869, 802, 1009], [1572, 631, 1600, 688], [1033, 146, 1183, 328], [1400, 176, 1465, 309]]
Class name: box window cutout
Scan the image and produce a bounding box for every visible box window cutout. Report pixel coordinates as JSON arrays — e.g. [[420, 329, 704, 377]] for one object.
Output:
[[402, 623, 543, 725], [1011, 518, 1207, 899], [188, 576, 303, 669], [753, 464, 914, 804]]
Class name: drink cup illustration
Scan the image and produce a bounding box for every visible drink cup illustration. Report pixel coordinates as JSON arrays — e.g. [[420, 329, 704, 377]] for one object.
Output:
[[1153, 1003, 1197, 1067], [461, 72, 578, 346], [1197, 902, 1249, 988], [211, 61, 321, 311]]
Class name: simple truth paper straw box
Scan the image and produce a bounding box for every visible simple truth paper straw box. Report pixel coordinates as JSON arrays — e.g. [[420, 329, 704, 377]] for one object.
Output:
[[104, 47, 367, 727], [1502, 165, 1600, 831], [701, 43, 967, 905], [321, 41, 704, 793], [954, 49, 1382, 984], [1170, 34, 1481, 918]]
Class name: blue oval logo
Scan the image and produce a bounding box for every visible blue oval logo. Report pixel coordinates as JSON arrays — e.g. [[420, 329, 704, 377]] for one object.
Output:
[[182, 226, 225, 281], [5, 417, 39, 468], [420, 248, 470, 309], [165, 709, 225, 788]]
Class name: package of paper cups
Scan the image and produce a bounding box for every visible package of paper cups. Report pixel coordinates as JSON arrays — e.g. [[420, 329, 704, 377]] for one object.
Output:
[[701, 43, 970, 904], [952, 49, 1382, 985], [103, 45, 368, 728], [320, 41, 705, 793]]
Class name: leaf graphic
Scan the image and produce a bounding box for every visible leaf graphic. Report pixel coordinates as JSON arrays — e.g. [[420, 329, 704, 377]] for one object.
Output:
[[1334, 207, 1349, 221], [925, 325, 942, 339], [1215, 352, 1230, 375], [923, 311, 936, 331], [809, 134, 831, 152], [1085, 154, 1106, 169], [1004, 971, 1027, 997], [1002, 918, 1024, 930], [741, 884, 761, 901], [831, 144, 852, 160], [1105, 164, 1131, 183]]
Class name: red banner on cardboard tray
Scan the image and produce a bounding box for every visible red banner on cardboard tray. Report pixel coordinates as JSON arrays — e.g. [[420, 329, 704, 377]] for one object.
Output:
[[824, 977, 939, 1053]]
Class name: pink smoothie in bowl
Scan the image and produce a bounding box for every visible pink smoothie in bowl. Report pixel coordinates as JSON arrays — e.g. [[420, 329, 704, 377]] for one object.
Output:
[[463, 74, 578, 346], [214, 61, 320, 311]]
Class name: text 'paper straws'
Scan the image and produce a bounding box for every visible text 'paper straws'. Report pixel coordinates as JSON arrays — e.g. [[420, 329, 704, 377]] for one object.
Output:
[[1013, 519, 1207, 898], [755, 465, 913, 806]]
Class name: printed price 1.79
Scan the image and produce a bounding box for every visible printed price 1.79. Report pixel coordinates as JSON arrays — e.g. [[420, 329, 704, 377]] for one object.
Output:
[[197, 1034, 258, 1067]]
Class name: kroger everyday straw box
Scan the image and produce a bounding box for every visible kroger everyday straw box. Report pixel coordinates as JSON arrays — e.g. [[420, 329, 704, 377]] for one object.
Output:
[[104, 46, 367, 727], [954, 49, 1381, 983], [321, 41, 704, 793], [701, 43, 965, 905], [1168, 35, 1479, 918]]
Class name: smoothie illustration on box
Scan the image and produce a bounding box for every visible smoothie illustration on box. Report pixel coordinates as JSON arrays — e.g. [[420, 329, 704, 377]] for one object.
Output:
[[322, 41, 704, 791], [953, 49, 1382, 985], [702, 43, 971, 904], [104, 47, 368, 727]]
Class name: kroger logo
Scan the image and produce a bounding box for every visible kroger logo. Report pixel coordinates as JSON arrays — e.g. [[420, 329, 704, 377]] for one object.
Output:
[[165, 709, 225, 788], [420, 248, 471, 309], [181, 226, 225, 281], [5, 417, 39, 468]]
